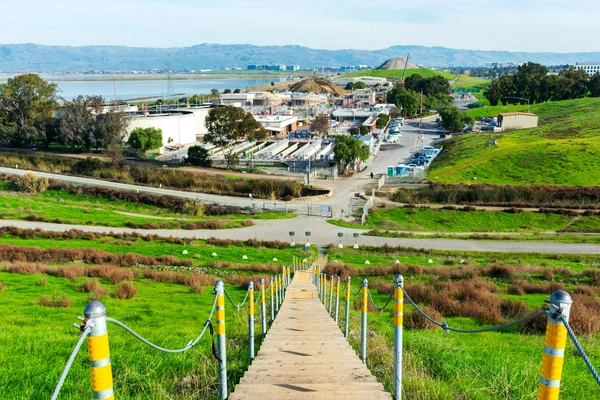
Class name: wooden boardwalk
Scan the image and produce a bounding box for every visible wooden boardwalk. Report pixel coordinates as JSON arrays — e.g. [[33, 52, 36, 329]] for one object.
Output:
[[229, 270, 391, 400]]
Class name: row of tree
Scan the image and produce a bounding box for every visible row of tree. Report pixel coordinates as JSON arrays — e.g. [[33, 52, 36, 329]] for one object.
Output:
[[484, 62, 600, 106], [386, 74, 453, 116]]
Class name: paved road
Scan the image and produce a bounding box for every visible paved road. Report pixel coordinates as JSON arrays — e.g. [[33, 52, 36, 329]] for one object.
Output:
[[2, 217, 600, 254]]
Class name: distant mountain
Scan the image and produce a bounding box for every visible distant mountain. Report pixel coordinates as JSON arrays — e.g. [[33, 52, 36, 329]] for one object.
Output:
[[1, 43, 600, 71]]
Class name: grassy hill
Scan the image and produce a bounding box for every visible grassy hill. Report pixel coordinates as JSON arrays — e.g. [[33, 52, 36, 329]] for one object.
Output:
[[340, 68, 455, 80], [452, 74, 490, 90], [428, 98, 600, 186]]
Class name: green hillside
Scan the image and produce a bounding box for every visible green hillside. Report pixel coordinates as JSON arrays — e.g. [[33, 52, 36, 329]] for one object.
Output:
[[340, 68, 455, 80], [452, 74, 490, 90], [428, 98, 600, 186]]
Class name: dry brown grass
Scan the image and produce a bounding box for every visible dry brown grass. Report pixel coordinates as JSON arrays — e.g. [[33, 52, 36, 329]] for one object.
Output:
[[76, 279, 110, 298], [37, 293, 72, 308], [404, 308, 442, 330], [112, 281, 139, 299], [507, 279, 566, 295], [0, 282, 5, 291]]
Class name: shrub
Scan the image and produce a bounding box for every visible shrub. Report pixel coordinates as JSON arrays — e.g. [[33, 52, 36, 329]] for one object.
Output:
[[485, 264, 516, 279], [323, 262, 356, 280], [570, 295, 600, 336], [76, 279, 109, 298], [11, 173, 49, 194], [38, 277, 47, 286], [112, 281, 139, 299], [404, 307, 442, 330], [37, 293, 71, 308]]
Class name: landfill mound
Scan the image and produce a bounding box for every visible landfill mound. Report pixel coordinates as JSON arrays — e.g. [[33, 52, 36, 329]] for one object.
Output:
[[289, 79, 346, 96], [377, 58, 419, 70]]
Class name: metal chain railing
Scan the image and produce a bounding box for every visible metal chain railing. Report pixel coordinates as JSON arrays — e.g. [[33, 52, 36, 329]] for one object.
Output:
[[50, 321, 94, 400], [400, 285, 548, 334], [224, 287, 250, 310], [367, 290, 394, 312], [106, 294, 217, 353], [560, 314, 600, 386]]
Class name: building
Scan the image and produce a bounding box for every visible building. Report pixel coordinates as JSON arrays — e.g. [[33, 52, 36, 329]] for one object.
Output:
[[267, 65, 286, 71], [286, 65, 300, 71], [220, 93, 256, 106], [126, 110, 197, 153], [175, 104, 211, 139], [574, 62, 600, 76], [352, 89, 377, 107], [333, 76, 388, 87], [252, 92, 291, 107], [332, 109, 375, 122], [253, 114, 298, 136], [498, 112, 539, 131], [291, 93, 329, 107]]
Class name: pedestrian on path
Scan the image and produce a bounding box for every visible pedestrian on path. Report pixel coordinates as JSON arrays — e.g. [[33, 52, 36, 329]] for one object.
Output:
[[370, 172, 374, 179]]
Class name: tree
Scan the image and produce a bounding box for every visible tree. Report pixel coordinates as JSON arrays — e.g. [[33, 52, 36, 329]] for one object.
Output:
[[204, 106, 266, 169], [186, 145, 213, 167], [311, 115, 329, 135], [345, 82, 356, 90], [58, 95, 102, 151], [387, 86, 420, 117], [210, 88, 219, 96], [354, 81, 367, 89], [590, 73, 600, 97], [223, 89, 231, 94], [127, 127, 163, 154], [0, 74, 58, 146], [404, 74, 423, 92], [334, 135, 370, 172], [375, 113, 390, 129], [233, 88, 241, 93], [439, 107, 473, 132], [97, 107, 129, 164]]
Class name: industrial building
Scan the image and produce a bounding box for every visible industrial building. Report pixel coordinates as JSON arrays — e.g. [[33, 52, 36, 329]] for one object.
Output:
[[175, 104, 211, 139], [333, 76, 388, 87], [220, 93, 256, 106], [498, 112, 539, 131], [574, 62, 600, 76], [253, 114, 298, 136], [126, 110, 197, 152]]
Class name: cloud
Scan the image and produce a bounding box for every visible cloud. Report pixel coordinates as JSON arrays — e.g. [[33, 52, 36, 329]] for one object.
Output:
[[0, 0, 598, 52]]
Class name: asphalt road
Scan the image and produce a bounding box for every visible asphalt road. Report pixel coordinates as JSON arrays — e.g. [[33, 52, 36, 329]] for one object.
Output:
[[2, 217, 600, 254]]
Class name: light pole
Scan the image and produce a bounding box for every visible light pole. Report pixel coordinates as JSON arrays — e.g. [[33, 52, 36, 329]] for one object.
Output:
[[502, 96, 530, 113]]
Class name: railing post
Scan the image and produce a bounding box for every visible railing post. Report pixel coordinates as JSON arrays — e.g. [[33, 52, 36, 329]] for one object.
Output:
[[328, 275, 334, 315], [260, 278, 267, 339], [248, 281, 255, 363], [275, 275, 280, 314], [321, 273, 326, 304], [361, 279, 368, 364], [270, 277, 275, 322], [335, 276, 340, 322], [538, 290, 573, 400], [84, 301, 114, 400], [345, 276, 351, 338], [394, 274, 404, 400], [279, 274, 284, 304], [215, 280, 227, 400]]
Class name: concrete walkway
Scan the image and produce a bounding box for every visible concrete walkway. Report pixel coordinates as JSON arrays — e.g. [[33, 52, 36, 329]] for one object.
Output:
[[229, 271, 391, 400], [1, 217, 600, 254]]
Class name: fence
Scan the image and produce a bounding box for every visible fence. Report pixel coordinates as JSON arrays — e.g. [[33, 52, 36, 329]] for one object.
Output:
[[50, 257, 315, 400], [314, 272, 600, 400], [361, 189, 376, 225]]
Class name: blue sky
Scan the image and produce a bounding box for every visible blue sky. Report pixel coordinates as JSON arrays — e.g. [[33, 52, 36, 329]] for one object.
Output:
[[1, 0, 599, 52]]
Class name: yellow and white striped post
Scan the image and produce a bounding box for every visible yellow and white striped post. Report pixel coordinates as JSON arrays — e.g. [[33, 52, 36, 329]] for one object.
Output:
[[328, 275, 334, 315], [344, 276, 351, 338], [248, 281, 255, 363], [260, 278, 267, 339], [394, 275, 404, 399], [84, 301, 114, 400], [274, 275, 280, 313], [538, 290, 573, 400], [215, 280, 228, 400], [270, 276, 275, 322], [360, 279, 368, 364], [334, 276, 340, 322]]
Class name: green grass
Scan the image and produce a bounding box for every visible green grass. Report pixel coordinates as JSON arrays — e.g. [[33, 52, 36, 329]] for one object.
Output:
[[330, 207, 573, 233], [0, 234, 314, 266], [0, 184, 294, 229], [0, 271, 263, 399], [452, 75, 490, 90], [564, 215, 600, 233], [339, 68, 455, 80], [429, 98, 600, 185], [325, 246, 600, 271]]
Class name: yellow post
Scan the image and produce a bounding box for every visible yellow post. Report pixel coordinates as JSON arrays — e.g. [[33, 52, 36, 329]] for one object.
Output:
[[84, 301, 114, 400], [215, 280, 227, 400], [538, 290, 572, 400]]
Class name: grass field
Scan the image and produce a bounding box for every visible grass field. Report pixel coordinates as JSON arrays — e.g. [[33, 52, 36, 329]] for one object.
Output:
[[428, 98, 600, 185], [451, 75, 490, 90], [330, 207, 575, 233], [339, 68, 455, 80], [0, 182, 294, 229], [0, 271, 263, 399]]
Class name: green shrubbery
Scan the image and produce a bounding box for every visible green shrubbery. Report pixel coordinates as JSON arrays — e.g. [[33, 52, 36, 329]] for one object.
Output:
[[0, 152, 302, 199]]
